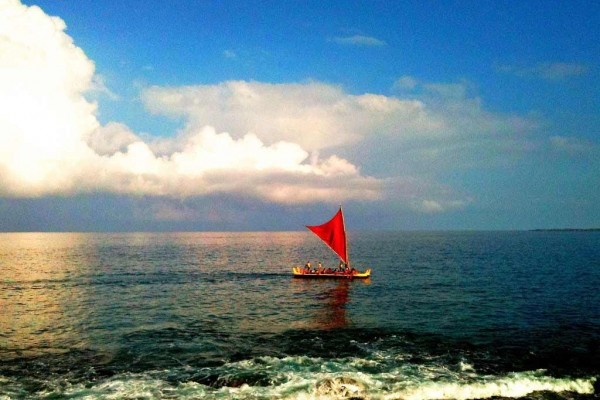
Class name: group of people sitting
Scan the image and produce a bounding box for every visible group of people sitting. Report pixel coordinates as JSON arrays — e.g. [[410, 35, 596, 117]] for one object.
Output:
[[302, 261, 357, 275]]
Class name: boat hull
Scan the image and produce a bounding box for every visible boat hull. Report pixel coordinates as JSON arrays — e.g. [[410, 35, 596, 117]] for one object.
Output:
[[292, 267, 371, 279]]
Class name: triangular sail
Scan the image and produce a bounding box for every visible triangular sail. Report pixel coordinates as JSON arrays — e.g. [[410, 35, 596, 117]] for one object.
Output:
[[306, 207, 348, 264]]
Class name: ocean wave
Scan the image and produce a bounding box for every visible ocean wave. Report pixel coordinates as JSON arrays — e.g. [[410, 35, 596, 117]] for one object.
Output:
[[388, 371, 595, 400], [3, 357, 595, 400]]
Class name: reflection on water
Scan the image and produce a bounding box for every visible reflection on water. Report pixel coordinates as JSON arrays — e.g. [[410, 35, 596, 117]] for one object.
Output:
[[0, 233, 93, 357], [1, 232, 367, 360], [319, 280, 350, 329], [289, 278, 370, 330]]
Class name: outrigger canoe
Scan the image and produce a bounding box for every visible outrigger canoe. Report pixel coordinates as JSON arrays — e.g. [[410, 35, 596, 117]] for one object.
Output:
[[294, 206, 372, 279], [292, 267, 371, 279]]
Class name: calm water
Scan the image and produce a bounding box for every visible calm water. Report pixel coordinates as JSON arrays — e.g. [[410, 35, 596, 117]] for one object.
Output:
[[0, 231, 598, 399]]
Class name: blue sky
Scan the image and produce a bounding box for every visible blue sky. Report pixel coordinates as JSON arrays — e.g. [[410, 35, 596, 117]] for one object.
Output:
[[1, 0, 598, 230]]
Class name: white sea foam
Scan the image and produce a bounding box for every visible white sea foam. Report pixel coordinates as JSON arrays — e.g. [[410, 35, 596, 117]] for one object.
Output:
[[11, 356, 596, 400], [40, 369, 594, 400], [385, 371, 595, 400]]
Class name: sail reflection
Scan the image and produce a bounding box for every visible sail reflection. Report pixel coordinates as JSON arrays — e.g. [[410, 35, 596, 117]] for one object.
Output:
[[290, 278, 371, 330], [318, 280, 350, 329]]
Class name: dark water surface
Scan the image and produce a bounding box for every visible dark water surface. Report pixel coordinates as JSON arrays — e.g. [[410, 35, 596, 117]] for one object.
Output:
[[0, 231, 598, 399]]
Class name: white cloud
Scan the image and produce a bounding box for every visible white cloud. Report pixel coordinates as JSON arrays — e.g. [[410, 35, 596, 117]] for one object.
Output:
[[0, 0, 98, 196], [393, 75, 419, 91], [141, 81, 441, 151], [393, 77, 538, 150], [0, 0, 381, 205], [412, 199, 470, 214], [1, 1, 556, 216], [223, 50, 236, 58], [550, 135, 597, 157], [330, 34, 386, 47], [90, 126, 383, 203], [90, 74, 119, 100], [86, 122, 140, 155], [383, 176, 471, 214]]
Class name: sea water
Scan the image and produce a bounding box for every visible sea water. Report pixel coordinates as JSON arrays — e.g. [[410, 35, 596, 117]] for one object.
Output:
[[0, 231, 598, 399]]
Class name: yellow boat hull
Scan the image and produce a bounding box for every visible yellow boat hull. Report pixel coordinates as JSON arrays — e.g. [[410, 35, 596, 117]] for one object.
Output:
[[292, 267, 371, 279]]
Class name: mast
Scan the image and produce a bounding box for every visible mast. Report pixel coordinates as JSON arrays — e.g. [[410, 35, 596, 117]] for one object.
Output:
[[340, 205, 349, 268]]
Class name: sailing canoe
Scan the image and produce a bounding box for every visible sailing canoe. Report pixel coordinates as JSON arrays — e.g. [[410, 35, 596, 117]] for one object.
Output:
[[294, 206, 371, 279], [292, 266, 371, 279]]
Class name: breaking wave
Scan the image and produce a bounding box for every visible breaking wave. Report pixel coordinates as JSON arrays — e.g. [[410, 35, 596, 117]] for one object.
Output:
[[1, 355, 596, 400]]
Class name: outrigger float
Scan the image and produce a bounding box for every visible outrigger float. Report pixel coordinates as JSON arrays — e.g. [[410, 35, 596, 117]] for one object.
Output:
[[292, 206, 371, 279]]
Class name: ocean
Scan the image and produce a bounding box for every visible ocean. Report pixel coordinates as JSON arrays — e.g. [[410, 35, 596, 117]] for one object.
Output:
[[0, 231, 598, 400]]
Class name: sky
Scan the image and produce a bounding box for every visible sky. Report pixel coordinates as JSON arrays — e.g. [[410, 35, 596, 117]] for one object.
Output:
[[0, 0, 598, 231]]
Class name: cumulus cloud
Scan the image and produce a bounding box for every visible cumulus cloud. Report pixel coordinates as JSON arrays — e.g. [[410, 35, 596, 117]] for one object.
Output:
[[0, 0, 99, 196], [0, 0, 381, 204], [89, 126, 383, 203], [141, 81, 535, 189], [141, 81, 445, 152], [1, 0, 552, 217]]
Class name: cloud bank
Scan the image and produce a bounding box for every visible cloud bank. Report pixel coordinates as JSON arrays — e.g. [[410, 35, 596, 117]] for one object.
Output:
[[0, 0, 381, 204], [2, 0, 566, 218]]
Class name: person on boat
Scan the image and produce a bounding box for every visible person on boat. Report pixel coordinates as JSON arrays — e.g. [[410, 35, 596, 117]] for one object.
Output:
[[304, 261, 311, 273], [338, 261, 346, 272], [317, 262, 323, 274]]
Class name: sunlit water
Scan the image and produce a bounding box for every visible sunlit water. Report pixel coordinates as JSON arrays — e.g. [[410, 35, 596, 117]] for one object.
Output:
[[1, 231, 599, 399]]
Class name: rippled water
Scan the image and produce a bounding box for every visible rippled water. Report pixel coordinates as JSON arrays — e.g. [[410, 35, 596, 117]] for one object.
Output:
[[0, 231, 598, 399]]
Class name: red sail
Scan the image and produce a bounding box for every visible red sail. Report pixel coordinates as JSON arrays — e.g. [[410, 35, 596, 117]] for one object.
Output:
[[306, 207, 348, 263]]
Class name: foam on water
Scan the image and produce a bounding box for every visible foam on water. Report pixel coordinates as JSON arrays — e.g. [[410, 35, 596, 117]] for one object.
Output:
[[387, 372, 595, 400], [3, 355, 595, 400]]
